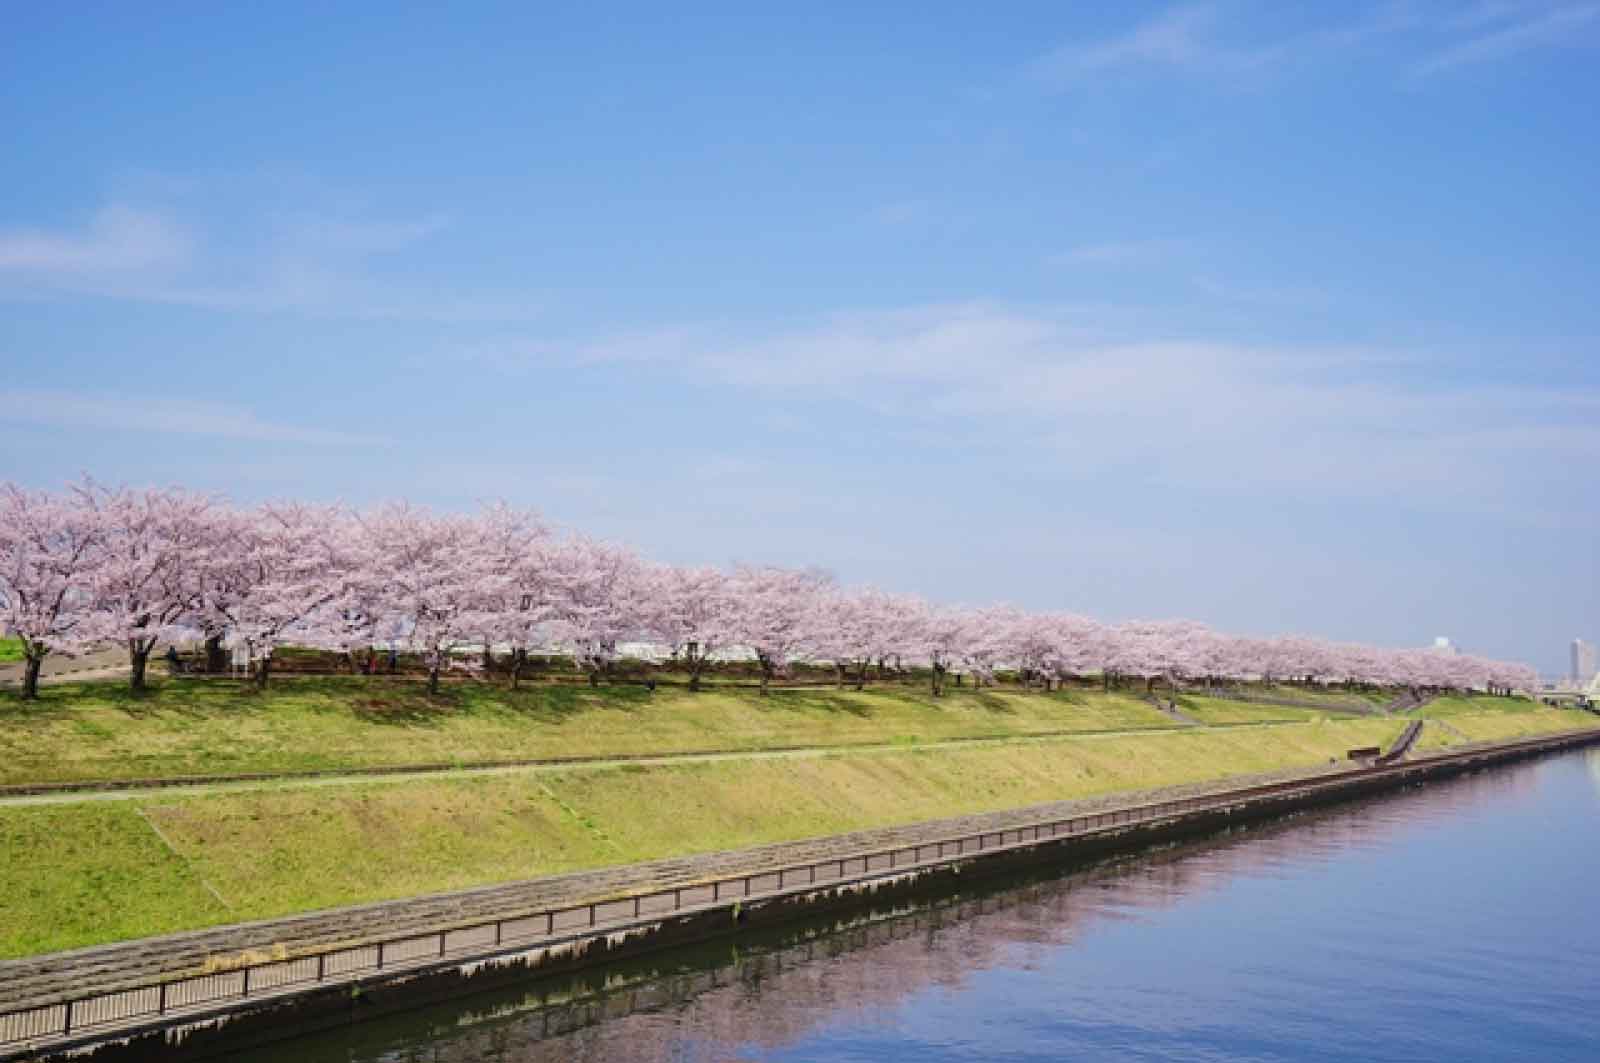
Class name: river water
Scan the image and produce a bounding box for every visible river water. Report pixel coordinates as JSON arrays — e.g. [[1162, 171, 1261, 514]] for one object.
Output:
[[238, 750, 1600, 1062]]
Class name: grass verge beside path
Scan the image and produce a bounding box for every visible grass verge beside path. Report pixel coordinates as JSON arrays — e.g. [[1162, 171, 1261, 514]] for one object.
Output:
[[0, 679, 1186, 786], [0, 638, 23, 663], [0, 716, 1420, 958]]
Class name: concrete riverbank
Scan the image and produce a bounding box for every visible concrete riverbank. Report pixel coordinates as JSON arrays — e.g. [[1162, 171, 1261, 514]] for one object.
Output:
[[4, 725, 1597, 1062]]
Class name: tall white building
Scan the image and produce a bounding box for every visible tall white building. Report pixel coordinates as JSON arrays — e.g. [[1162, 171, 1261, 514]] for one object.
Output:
[[1572, 639, 1598, 684]]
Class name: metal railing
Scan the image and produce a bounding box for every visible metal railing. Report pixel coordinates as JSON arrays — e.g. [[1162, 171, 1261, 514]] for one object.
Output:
[[3, 726, 1595, 1054]]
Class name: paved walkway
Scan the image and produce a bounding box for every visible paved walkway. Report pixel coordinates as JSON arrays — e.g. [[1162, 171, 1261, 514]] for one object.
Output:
[[0, 648, 129, 688]]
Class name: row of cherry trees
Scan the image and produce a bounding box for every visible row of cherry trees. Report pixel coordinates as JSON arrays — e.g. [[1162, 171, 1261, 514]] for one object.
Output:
[[0, 479, 1539, 700]]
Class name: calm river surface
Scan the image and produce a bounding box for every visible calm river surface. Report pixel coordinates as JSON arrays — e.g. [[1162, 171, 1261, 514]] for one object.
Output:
[[240, 750, 1600, 1062]]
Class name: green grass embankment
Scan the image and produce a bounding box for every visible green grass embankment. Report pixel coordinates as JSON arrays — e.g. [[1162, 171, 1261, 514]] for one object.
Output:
[[1174, 696, 1327, 725], [1414, 708, 1595, 752], [1413, 693, 1551, 717], [0, 679, 1187, 786], [0, 637, 23, 663], [0, 715, 1420, 958], [2, 675, 1594, 960]]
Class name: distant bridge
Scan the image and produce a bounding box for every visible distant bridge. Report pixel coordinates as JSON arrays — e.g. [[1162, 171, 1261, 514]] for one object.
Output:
[[1539, 673, 1600, 709]]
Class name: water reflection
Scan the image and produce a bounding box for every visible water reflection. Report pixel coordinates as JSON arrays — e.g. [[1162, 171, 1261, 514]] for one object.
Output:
[[239, 752, 1599, 1063]]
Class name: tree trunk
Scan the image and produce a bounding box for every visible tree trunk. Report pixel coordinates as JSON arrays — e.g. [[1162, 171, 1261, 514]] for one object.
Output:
[[588, 669, 600, 687], [428, 666, 441, 695], [257, 654, 272, 689], [760, 662, 772, 696], [688, 655, 704, 692], [834, 663, 845, 689], [130, 645, 150, 693], [510, 649, 526, 690], [205, 635, 226, 673], [483, 642, 493, 674], [855, 662, 867, 691], [21, 653, 43, 700], [931, 663, 944, 697]]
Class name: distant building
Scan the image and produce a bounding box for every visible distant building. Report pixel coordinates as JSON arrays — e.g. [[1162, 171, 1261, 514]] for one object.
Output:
[[1431, 636, 1458, 655], [1573, 639, 1598, 684]]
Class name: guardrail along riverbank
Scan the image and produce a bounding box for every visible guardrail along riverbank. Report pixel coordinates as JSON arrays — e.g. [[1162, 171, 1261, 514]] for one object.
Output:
[[4, 725, 1598, 1062]]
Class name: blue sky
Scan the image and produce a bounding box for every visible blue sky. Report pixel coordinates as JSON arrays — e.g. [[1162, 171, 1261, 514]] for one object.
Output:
[[3, 2, 1597, 674]]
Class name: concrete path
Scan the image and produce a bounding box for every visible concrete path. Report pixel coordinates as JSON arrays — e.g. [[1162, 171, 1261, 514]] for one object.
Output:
[[0, 647, 129, 688]]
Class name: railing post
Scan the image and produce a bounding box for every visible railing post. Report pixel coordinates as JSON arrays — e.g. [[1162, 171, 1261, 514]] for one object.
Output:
[[317, 953, 326, 981], [546, 911, 554, 935], [495, 921, 502, 947], [62, 1000, 72, 1037], [634, 896, 641, 917], [158, 982, 167, 1015], [589, 904, 596, 927], [439, 930, 446, 957], [377, 942, 385, 970], [241, 966, 251, 997]]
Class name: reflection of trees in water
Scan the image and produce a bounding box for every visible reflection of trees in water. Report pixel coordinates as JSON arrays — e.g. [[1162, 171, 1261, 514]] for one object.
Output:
[[304, 759, 1552, 1063]]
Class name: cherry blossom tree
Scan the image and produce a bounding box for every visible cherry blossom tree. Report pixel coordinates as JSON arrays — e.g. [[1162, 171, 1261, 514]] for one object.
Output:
[[353, 503, 494, 695], [475, 504, 552, 687], [921, 603, 965, 696], [729, 565, 830, 694], [645, 564, 735, 691], [212, 502, 348, 687], [80, 482, 218, 693], [543, 536, 646, 686], [0, 483, 102, 698], [0, 476, 1549, 702]]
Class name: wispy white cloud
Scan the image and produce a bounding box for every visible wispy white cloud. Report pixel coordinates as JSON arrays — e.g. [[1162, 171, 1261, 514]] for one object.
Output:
[[1025, 3, 1417, 85], [1415, 2, 1600, 74], [0, 206, 191, 272], [1025, 2, 1596, 86], [458, 301, 1598, 513], [0, 189, 537, 323], [1049, 239, 1183, 266], [0, 389, 385, 446]]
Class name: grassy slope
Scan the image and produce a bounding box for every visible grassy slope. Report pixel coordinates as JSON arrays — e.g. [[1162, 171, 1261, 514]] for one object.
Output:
[[3, 717, 1417, 958], [1251, 683, 1391, 709], [1413, 708, 1595, 751], [0, 679, 1184, 785], [2, 674, 1593, 960], [1414, 693, 1548, 717], [1175, 695, 1327, 725]]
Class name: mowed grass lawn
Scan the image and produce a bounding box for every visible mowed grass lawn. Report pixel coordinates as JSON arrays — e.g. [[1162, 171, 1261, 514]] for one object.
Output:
[[1413, 708, 1597, 751], [1414, 693, 1552, 717], [1250, 684, 1391, 710], [1175, 695, 1329, 725], [0, 716, 1418, 958], [0, 637, 24, 663], [0, 678, 1190, 786]]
